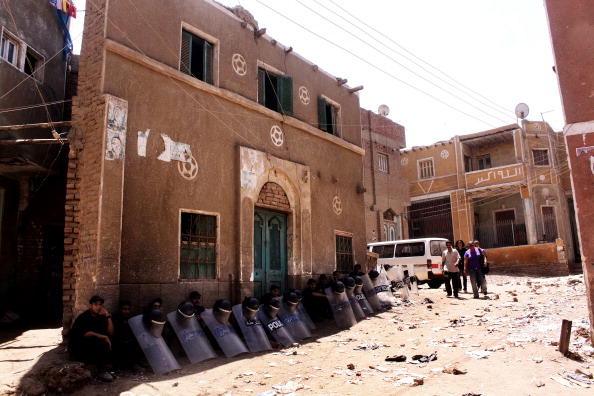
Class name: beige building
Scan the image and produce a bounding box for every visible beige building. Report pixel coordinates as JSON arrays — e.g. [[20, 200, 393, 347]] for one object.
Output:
[[399, 121, 577, 275]]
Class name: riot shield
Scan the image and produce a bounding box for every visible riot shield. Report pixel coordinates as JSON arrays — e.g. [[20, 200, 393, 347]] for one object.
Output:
[[325, 286, 357, 329], [296, 303, 316, 330], [278, 298, 311, 341], [231, 304, 272, 353], [166, 310, 217, 364], [257, 303, 295, 347], [129, 314, 180, 375], [201, 309, 249, 358], [386, 265, 409, 300], [370, 271, 396, 307], [360, 274, 382, 311], [353, 279, 374, 316], [406, 264, 419, 295], [345, 287, 366, 320]]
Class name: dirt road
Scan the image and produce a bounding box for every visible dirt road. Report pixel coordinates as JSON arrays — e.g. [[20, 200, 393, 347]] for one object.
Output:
[[1, 274, 592, 395]]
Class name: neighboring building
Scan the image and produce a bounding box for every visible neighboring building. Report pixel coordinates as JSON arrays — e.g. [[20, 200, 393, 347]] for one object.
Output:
[[544, 0, 594, 343], [64, 0, 367, 329], [361, 108, 409, 244], [399, 121, 577, 275], [0, 0, 74, 321]]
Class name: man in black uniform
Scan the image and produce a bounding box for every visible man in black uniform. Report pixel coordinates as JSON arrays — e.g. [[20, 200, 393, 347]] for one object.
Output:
[[68, 295, 114, 382]]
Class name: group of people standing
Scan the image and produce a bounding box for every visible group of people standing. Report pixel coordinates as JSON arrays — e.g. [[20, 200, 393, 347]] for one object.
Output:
[[441, 240, 489, 299]]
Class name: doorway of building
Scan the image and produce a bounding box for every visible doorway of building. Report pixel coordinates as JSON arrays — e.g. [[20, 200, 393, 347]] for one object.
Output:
[[253, 209, 287, 299], [494, 209, 516, 246]]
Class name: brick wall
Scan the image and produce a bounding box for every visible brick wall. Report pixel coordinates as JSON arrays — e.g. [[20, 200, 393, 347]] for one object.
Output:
[[257, 182, 290, 210], [488, 242, 570, 277]]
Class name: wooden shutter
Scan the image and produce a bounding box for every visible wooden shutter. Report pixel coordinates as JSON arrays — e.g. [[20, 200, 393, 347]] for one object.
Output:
[[180, 31, 191, 75], [257, 69, 266, 106], [318, 96, 327, 131], [277, 75, 293, 115], [203, 40, 213, 85]]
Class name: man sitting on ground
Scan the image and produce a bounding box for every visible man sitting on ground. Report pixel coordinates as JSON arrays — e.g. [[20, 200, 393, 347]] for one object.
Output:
[[68, 295, 114, 382]]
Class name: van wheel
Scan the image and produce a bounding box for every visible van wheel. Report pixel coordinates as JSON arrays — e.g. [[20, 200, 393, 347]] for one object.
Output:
[[427, 280, 443, 289]]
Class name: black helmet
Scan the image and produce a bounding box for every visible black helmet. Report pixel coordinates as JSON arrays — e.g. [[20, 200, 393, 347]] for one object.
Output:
[[344, 277, 356, 288], [332, 281, 345, 294], [213, 299, 232, 313], [242, 297, 259, 311], [268, 297, 281, 309], [149, 308, 167, 324], [177, 301, 195, 318], [283, 292, 299, 305], [369, 269, 380, 280], [292, 289, 302, 301], [355, 276, 363, 286]]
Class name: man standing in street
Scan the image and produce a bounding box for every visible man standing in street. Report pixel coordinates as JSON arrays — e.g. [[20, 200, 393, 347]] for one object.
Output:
[[464, 241, 488, 299], [441, 240, 461, 298]]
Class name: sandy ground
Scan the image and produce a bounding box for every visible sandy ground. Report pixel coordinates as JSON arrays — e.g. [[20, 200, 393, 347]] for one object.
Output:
[[1, 274, 592, 396]]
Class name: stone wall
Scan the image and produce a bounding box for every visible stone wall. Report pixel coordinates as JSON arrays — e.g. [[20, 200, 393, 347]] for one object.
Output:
[[487, 241, 570, 277]]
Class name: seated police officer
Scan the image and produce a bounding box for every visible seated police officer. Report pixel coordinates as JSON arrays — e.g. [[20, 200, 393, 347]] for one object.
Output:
[[68, 295, 114, 382]]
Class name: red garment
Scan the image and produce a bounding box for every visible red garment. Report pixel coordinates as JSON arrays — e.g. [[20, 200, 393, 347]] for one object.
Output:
[[68, 3, 77, 18]]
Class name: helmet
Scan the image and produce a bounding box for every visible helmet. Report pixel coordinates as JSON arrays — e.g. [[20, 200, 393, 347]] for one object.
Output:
[[213, 299, 232, 313], [268, 297, 281, 309], [332, 281, 345, 294], [149, 308, 167, 324], [283, 292, 299, 305], [369, 269, 380, 280], [242, 297, 259, 311], [177, 301, 195, 318], [344, 277, 356, 288], [354, 276, 363, 285], [292, 289, 302, 301]]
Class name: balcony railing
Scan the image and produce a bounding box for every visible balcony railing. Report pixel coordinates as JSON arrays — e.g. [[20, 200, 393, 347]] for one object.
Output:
[[465, 163, 525, 189], [475, 220, 528, 249]]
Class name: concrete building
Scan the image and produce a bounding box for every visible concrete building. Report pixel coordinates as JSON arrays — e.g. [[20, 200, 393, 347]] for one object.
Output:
[[544, 0, 594, 342], [0, 0, 74, 321], [360, 108, 410, 244], [399, 121, 577, 276], [64, 0, 367, 329]]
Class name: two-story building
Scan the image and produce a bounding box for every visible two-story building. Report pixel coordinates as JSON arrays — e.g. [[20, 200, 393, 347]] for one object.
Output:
[[399, 121, 577, 275], [64, 0, 367, 329]]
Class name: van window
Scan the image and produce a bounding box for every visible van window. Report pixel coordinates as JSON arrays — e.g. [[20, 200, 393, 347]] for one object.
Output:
[[394, 242, 425, 257], [430, 240, 447, 256], [372, 244, 395, 258]]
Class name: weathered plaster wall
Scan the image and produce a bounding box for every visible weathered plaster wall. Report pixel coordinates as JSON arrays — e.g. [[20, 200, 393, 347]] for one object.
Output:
[[487, 242, 569, 277]]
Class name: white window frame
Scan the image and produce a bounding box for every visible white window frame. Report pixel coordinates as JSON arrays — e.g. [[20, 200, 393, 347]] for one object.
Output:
[[378, 153, 389, 173], [417, 157, 434, 180], [1, 28, 44, 82], [180, 22, 220, 87], [532, 148, 550, 167], [178, 208, 220, 281], [320, 94, 342, 138], [1, 29, 20, 68]]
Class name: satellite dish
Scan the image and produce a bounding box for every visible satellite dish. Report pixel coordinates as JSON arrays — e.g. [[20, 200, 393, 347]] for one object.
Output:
[[378, 104, 390, 116], [515, 103, 529, 119]]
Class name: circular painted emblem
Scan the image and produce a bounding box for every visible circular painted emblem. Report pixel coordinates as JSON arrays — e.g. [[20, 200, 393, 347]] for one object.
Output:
[[270, 125, 284, 147], [401, 157, 409, 166], [533, 123, 542, 131], [178, 156, 198, 180], [232, 53, 247, 76], [332, 196, 343, 215], [440, 149, 449, 159], [539, 175, 546, 181], [298, 86, 310, 105]]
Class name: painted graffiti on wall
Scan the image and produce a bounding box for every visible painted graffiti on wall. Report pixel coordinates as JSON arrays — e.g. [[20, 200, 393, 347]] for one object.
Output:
[[240, 149, 265, 190], [105, 96, 128, 161], [137, 129, 150, 157], [157, 133, 193, 163]]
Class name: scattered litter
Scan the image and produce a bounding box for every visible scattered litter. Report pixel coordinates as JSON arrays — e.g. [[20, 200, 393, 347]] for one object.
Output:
[[466, 350, 492, 359], [443, 364, 467, 375], [410, 353, 437, 364], [422, 298, 434, 304], [531, 378, 545, 387], [532, 357, 543, 363], [237, 372, 256, 378], [353, 343, 382, 350], [385, 355, 406, 362], [485, 345, 505, 352], [347, 363, 355, 370], [576, 368, 593, 379], [271, 380, 305, 394]]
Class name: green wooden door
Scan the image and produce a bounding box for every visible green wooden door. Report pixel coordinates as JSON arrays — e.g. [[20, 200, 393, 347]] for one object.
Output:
[[254, 209, 287, 299]]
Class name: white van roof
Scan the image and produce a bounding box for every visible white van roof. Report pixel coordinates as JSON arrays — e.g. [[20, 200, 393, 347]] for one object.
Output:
[[368, 238, 448, 247]]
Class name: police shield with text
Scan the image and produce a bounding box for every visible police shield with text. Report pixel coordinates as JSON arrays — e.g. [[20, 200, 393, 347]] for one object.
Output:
[[167, 302, 217, 364], [278, 292, 312, 341], [201, 299, 249, 358], [344, 277, 366, 320], [360, 273, 383, 311], [384, 264, 410, 300], [257, 297, 295, 347], [129, 309, 180, 375], [232, 297, 272, 353], [293, 289, 316, 330], [369, 269, 396, 307], [353, 276, 374, 315], [325, 281, 357, 329]]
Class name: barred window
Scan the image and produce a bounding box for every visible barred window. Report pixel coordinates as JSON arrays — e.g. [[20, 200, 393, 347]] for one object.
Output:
[[418, 158, 434, 179], [335, 233, 354, 272], [378, 153, 389, 173], [180, 212, 217, 279], [532, 149, 550, 166]]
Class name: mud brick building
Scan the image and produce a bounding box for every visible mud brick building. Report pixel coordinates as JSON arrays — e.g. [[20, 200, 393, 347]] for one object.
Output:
[[545, 0, 594, 342], [64, 0, 368, 329], [398, 122, 577, 276], [361, 108, 410, 244], [0, 0, 75, 322]]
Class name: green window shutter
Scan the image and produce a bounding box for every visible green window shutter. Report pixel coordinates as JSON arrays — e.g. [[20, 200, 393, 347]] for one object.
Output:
[[318, 96, 327, 131], [277, 75, 293, 115], [258, 69, 266, 106], [180, 31, 192, 75], [203, 40, 213, 85]]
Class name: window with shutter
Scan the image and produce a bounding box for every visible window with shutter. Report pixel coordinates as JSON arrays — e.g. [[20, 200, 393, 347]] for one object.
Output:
[[317, 96, 341, 136], [257, 67, 293, 114], [180, 30, 214, 85]]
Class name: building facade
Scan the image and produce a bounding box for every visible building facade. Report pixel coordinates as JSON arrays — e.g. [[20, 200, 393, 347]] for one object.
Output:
[[0, 0, 74, 321], [64, 0, 367, 329], [361, 108, 409, 244], [399, 122, 576, 275], [544, 0, 594, 342]]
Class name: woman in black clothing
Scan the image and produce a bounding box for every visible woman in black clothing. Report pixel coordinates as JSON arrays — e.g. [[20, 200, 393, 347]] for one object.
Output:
[[455, 240, 468, 293]]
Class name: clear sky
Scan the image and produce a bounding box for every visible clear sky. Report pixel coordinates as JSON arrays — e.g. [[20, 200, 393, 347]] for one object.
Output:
[[70, 0, 564, 148]]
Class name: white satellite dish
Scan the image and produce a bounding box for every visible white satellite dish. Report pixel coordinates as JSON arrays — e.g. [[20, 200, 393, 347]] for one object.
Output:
[[378, 104, 390, 116], [515, 103, 529, 119]]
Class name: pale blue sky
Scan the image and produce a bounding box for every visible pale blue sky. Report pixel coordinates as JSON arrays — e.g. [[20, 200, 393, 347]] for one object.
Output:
[[70, 0, 564, 147]]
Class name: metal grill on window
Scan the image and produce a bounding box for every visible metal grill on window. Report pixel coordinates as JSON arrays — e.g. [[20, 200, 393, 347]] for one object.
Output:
[[378, 153, 389, 173], [418, 159, 434, 179], [335, 234, 353, 272], [533, 149, 550, 166], [180, 212, 217, 279]]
